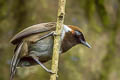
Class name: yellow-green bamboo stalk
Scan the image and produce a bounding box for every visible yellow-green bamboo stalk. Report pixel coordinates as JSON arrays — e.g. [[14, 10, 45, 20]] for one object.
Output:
[[50, 0, 66, 80]]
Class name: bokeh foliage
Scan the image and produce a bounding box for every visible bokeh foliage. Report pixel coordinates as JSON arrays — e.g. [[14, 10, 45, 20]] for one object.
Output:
[[0, 0, 120, 80]]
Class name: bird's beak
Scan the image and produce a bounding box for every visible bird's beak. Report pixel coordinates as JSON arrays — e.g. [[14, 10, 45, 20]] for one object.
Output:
[[81, 40, 91, 48]]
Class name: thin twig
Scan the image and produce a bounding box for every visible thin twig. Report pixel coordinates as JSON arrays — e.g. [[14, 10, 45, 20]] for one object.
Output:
[[50, 0, 66, 80]]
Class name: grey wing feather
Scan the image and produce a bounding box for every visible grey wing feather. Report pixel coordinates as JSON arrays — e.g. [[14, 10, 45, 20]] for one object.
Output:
[[10, 22, 56, 44], [10, 42, 23, 80]]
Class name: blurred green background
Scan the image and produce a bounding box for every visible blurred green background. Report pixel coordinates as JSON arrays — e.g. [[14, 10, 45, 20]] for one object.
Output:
[[0, 0, 120, 80]]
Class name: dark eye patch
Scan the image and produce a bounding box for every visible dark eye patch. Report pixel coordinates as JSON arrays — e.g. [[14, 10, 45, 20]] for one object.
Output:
[[74, 30, 85, 42]]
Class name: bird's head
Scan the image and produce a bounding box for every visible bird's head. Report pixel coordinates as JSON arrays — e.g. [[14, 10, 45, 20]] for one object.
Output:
[[62, 25, 91, 49]]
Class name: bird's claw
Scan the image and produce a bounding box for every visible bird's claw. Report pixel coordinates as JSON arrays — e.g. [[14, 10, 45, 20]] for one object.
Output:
[[47, 70, 56, 74], [53, 32, 61, 36], [47, 70, 58, 77]]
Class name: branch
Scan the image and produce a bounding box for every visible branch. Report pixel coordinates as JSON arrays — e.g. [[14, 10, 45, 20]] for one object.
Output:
[[50, 0, 66, 80]]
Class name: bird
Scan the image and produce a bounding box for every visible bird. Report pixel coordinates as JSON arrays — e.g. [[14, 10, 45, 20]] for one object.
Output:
[[10, 22, 91, 80]]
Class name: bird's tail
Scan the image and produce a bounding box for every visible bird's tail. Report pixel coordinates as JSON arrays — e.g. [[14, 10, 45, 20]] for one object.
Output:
[[10, 42, 23, 80]]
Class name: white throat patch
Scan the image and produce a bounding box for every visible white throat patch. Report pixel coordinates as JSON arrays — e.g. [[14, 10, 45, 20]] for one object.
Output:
[[61, 25, 72, 40], [63, 25, 72, 32]]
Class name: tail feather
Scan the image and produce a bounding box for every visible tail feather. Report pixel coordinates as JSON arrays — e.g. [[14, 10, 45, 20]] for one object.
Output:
[[10, 42, 23, 80]]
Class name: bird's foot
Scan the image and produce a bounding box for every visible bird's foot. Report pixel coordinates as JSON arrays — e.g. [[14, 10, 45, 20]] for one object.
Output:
[[47, 70, 56, 74], [53, 31, 61, 36], [47, 70, 58, 77]]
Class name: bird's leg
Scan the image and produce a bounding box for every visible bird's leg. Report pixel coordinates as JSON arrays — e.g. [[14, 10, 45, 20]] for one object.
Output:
[[36, 31, 55, 42], [30, 55, 55, 74], [34, 31, 60, 43]]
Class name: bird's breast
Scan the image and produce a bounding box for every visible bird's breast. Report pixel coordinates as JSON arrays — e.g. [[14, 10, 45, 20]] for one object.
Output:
[[28, 36, 54, 62]]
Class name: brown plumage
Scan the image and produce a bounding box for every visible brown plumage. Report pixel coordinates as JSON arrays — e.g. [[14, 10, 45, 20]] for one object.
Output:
[[10, 22, 91, 80], [10, 22, 56, 45]]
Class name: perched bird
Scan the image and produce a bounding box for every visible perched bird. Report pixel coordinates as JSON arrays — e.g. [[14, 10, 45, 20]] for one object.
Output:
[[10, 22, 91, 80]]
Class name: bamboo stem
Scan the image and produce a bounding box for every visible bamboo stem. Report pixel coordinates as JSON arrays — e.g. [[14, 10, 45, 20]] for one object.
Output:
[[50, 0, 66, 80]]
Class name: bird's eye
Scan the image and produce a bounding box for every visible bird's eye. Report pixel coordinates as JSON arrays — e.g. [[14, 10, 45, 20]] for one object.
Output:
[[75, 31, 81, 36]]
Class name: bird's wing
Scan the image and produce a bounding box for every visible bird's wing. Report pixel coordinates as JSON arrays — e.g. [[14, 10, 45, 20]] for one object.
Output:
[[10, 22, 56, 45]]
